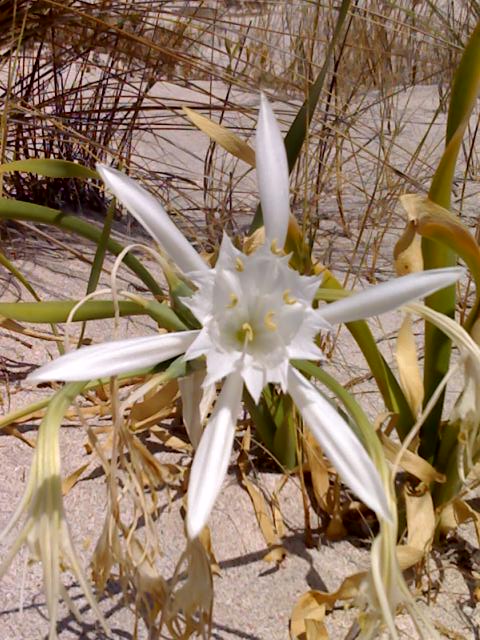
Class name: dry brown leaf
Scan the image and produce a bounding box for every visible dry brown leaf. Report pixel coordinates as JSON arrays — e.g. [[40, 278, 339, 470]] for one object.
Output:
[[243, 226, 266, 255], [131, 435, 184, 487], [380, 433, 445, 483], [305, 618, 328, 640], [393, 221, 424, 275], [62, 462, 90, 495], [150, 424, 191, 452], [199, 525, 220, 575], [438, 499, 480, 543], [130, 380, 178, 430], [396, 315, 424, 416], [238, 428, 286, 564], [290, 575, 364, 639], [304, 430, 330, 511], [290, 593, 327, 639], [0, 316, 91, 344], [1, 424, 35, 447], [271, 476, 288, 539], [405, 485, 435, 554], [182, 106, 256, 167], [241, 475, 287, 564], [395, 544, 425, 571]]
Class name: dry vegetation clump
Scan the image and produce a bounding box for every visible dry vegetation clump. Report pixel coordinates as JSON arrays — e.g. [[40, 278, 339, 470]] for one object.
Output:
[[0, 1, 475, 225]]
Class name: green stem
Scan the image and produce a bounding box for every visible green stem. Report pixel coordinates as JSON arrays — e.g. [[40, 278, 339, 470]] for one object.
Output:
[[0, 198, 163, 298]]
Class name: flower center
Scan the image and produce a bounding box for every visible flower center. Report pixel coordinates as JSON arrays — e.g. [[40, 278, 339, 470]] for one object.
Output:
[[237, 322, 254, 345]]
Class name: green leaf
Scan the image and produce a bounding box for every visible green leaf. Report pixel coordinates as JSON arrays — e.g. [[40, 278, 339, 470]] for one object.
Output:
[[0, 197, 163, 298], [76, 197, 117, 346], [272, 395, 297, 469], [421, 23, 480, 460], [0, 159, 98, 180], [0, 299, 186, 331], [317, 274, 414, 439], [243, 390, 276, 453]]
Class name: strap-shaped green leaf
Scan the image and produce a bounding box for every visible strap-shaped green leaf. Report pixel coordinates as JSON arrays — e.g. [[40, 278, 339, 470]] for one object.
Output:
[[0, 299, 186, 331], [0, 159, 98, 180], [421, 22, 480, 460], [0, 197, 163, 298]]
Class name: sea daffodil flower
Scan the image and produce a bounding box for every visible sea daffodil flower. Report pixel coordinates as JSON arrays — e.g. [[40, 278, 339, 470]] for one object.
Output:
[[28, 95, 463, 539]]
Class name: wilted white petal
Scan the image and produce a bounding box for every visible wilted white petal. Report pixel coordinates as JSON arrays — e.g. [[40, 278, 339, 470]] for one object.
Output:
[[287, 366, 391, 520], [256, 94, 290, 248], [187, 372, 243, 539], [97, 164, 208, 274], [28, 331, 199, 382], [318, 267, 463, 326]]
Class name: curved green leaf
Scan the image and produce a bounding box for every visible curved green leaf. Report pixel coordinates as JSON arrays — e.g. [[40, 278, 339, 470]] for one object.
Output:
[[0, 159, 98, 180], [422, 23, 480, 460], [0, 197, 163, 298], [0, 299, 186, 331], [317, 274, 414, 439]]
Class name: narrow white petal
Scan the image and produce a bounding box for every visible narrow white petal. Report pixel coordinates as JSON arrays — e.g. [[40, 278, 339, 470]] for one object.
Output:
[[287, 366, 390, 520], [256, 94, 290, 248], [97, 164, 208, 274], [187, 372, 243, 538], [242, 363, 267, 403], [28, 331, 199, 382], [203, 349, 240, 387], [318, 267, 463, 325], [178, 370, 215, 449]]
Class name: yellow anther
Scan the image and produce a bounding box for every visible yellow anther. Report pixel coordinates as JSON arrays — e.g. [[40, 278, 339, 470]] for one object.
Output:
[[264, 311, 277, 331], [283, 289, 297, 305], [270, 239, 283, 255], [235, 257, 244, 272], [227, 293, 238, 309], [237, 322, 254, 344]]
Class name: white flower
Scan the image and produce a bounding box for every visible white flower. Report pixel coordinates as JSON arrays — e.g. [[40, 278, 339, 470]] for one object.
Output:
[[182, 237, 328, 402], [28, 96, 463, 539]]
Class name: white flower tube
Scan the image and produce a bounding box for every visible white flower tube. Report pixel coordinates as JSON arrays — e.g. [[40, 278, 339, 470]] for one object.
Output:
[[186, 371, 243, 539], [286, 365, 391, 520], [256, 93, 290, 249], [96, 165, 208, 274], [28, 331, 199, 382], [318, 267, 463, 326]]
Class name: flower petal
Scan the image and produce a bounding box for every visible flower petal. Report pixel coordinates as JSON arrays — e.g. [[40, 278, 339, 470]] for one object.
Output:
[[178, 369, 216, 449], [256, 94, 290, 249], [318, 267, 463, 325], [186, 372, 243, 539], [28, 331, 199, 382], [97, 164, 208, 274], [287, 366, 390, 520]]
